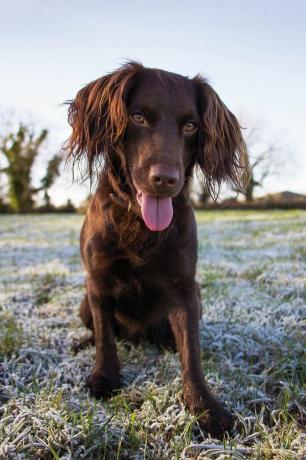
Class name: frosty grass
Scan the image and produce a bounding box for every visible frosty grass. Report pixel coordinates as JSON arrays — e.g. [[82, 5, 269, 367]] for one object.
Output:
[[0, 210, 305, 459]]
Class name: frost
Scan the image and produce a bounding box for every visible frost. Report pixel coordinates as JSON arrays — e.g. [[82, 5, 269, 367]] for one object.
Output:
[[0, 211, 305, 459]]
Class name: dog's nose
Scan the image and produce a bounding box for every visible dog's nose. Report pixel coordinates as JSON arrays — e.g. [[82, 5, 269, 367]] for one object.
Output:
[[149, 165, 179, 190]]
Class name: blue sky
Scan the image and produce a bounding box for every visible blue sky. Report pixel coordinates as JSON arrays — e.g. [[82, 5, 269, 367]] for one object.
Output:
[[1, 0, 305, 205]]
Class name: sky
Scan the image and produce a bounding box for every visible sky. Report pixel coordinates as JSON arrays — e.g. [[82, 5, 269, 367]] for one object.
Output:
[[0, 0, 305, 205]]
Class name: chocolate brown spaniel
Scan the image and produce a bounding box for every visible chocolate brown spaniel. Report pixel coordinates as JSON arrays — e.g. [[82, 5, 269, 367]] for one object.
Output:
[[64, 62, 249, 437]]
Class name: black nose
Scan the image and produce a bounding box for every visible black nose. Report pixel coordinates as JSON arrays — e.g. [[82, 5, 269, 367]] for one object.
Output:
[[149, 165, 179, 191]]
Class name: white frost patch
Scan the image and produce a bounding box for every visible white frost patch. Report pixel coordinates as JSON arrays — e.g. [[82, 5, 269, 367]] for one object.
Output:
[[0, 211, 305, 458]]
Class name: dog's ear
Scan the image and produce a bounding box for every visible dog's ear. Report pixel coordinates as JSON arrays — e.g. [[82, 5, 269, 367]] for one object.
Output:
[[63, 62, 143, 178], [193, 76, 249, 196]]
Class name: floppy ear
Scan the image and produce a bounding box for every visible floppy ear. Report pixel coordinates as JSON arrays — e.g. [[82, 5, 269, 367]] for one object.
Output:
[[193, 76, 249, 196], [63, 62, 143, 178]]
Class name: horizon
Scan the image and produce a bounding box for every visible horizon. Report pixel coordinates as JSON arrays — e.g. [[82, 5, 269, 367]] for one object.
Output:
[[0, 0, 305, 206]]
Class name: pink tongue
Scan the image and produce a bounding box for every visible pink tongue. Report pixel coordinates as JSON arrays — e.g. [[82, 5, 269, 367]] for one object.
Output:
[[141, 194, 173, 231]]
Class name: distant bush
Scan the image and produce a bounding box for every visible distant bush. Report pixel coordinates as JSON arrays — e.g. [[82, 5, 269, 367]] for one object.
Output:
[[36, 199, 76, 213], [0, 198, 10, 213], [76, 195, 92, 214], [195, 192, 306, 210]]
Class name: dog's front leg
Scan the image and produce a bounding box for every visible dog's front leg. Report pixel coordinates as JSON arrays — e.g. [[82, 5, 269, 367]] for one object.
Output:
[[85, 277, 121, 398], [169, 287, 234, 437]]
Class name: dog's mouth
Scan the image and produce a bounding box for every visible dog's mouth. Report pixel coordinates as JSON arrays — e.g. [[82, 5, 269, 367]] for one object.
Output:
[[136, 191, 173, 232]]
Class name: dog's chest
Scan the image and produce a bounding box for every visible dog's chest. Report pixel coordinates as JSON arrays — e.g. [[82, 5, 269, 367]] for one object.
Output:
[[107, 252, 182, 318], [85, 227, 196, 323], [112, 262, 177, 327]]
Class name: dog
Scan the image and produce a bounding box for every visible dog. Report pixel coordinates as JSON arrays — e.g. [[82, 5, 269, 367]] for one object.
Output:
[[64, 62, 248, 436]]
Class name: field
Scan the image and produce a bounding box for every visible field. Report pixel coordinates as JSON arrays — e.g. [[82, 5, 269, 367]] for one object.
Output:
[[0, 210, 305, 459]]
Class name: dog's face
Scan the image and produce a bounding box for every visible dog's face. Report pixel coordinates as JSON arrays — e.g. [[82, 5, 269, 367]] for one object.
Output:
[[65, 62, 249, 231], [124, 70, 199, 230]]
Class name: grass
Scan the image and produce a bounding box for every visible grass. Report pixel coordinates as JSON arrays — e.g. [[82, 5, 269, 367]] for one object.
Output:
[[0, 311, 23, 358], [0, 211, 305, 459]]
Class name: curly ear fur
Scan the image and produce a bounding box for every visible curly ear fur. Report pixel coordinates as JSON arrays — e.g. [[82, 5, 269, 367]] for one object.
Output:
[[193, 76, 250, 197], [63, 61, 144, 179]]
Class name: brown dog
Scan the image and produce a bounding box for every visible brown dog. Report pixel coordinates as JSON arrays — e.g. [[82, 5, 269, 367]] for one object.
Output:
[[64, 62, 248, 436]]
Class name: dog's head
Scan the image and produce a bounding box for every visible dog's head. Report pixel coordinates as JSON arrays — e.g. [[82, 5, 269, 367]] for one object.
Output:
[[64, 62, 248, 231]]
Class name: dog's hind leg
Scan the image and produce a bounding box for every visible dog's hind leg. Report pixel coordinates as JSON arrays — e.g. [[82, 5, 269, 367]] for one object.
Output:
[[72, 295, 95, 353], [145, 318, 177, 351], [80, 294, 94, 330]]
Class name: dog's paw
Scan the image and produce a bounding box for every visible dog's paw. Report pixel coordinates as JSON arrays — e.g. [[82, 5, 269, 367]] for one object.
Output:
[[86, 371, 121, 398], [185, 392, 235, 438], [72, 334, 95, 354], [198, 405, 235, 438]]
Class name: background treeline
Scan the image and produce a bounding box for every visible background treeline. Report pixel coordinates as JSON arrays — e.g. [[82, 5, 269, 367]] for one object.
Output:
[[0, 120, 305, 213], [0, 122, 76, 213]]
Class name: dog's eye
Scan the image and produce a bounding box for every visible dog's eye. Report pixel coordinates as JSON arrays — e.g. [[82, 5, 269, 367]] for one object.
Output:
[[131, 112, 146, 124], [183, 121, 198, 134]]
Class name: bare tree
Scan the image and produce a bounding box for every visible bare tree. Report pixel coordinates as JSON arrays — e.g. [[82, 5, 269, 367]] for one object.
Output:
[[39, 154, 62, 208], [193, 118, 290, 206], [0, 124, 48, 212], [0, 119, 61, 212], [191, 176, 212, 208], [235, 120, 288, 201]]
